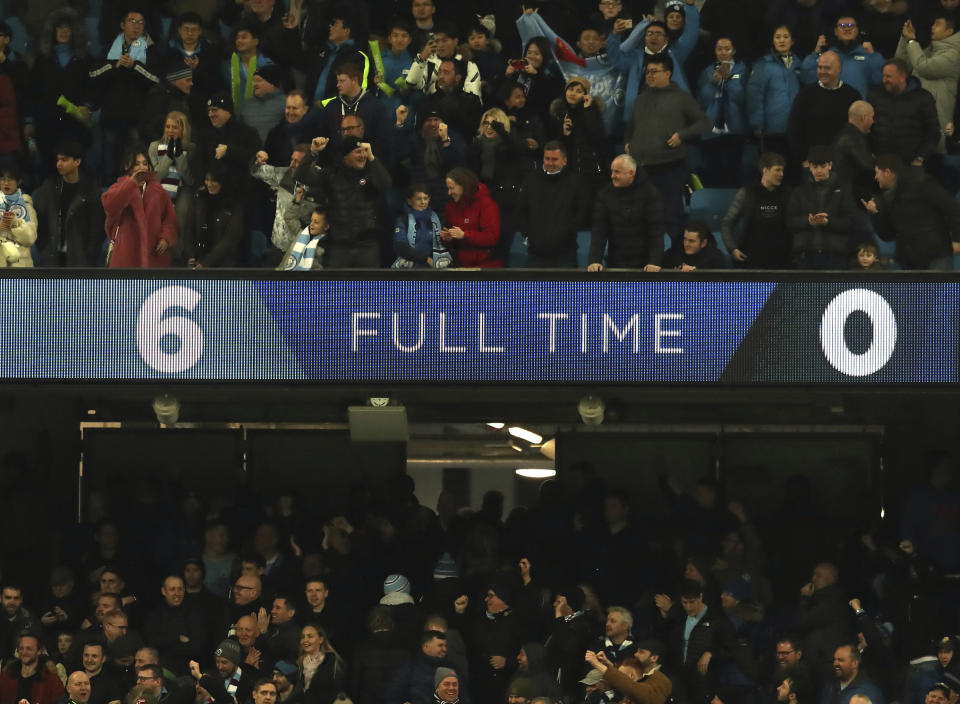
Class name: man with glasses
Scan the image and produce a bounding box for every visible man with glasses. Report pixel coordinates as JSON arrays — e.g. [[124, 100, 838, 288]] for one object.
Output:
[[801, 15, 883, 98], [606, 0, 698, 122], [767, 636, 816, 702], [89, 9, 161, 181], [624, 54, 707, 243]]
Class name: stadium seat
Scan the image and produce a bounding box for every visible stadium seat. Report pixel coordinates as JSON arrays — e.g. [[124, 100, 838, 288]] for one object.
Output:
[[688, 188, 738, 234]]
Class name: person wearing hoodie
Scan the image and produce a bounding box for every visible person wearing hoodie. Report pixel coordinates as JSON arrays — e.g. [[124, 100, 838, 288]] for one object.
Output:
[[786, 146, 858, 269], [624, 54, 708, 243], [895, 16, 960, 153], [511, 643, 562, 701], [441, 167, 502, 267]]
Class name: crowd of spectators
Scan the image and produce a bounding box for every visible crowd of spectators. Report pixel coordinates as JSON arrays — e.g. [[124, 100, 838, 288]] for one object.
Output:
[[0, 453, 959, 704], [2, 0, 960, 270]]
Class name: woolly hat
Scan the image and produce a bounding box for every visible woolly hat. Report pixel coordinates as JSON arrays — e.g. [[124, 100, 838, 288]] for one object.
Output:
[[254, 63, 285, 88], [384, 574, 411, 595], [433, 553, 458, 581], [434, 667, 458, 688], [165, 57, 193, 82], [214, 638, 242, 666], [665, 2, 685, 16], [207, 91, 234, 113], [565, 76, 591, 94], [508, 678, 536, 699], [274, 661, 299, 679]]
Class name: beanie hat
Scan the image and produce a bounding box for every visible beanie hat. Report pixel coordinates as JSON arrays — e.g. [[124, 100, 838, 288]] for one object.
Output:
[[565, 76, 591, 94], [665, 2, 685, 16], [508, 678, 536, 699], [559, 584, 585, 612], [384, 574, 411, 595], [274, 661, 299, 679], [488, 573, 518, 607], [433, 553, 458, 581], [214, 638, 242, 666], [254, 63, 285, 88], [207, 91, 234, 113], [434, 667, 458, 688], [166, 61, 193, 82]]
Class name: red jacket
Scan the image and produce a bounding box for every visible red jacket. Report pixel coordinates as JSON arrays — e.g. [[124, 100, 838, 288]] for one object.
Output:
[[0, 661, 64, 704], [102, 176, 178, 268], [443, 182, 502, 268]]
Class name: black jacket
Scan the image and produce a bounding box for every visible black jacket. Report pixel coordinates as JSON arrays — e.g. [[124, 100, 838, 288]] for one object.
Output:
[[195, 116, 262, 176], [547, 99, 606, 191], [788, 83, 860, 163], [139, 81, 208, 145], [515, 167, 589, 258], [470, 610, 523, 704], [868, 82, 940, 164], [143, 603, 207, 676], [418, 89, 483, 144], [295, 154, 392, 246], [88, 44, 161, 124], [347, 630, 409, 704], [471, 127, 531, 209], [666, 605, 735, 673], [182, 189, 244, 266], [661, 238, 726, 269], [786, 173, 858, 256], [832, 123, 875, 201], [546, 611, 601, 695], [870, 168, 960, 268], [590, 171, 667, 267], [32, 173, 106, 266]]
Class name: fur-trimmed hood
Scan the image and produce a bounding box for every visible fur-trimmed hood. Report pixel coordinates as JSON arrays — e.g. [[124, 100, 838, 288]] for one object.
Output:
[[40, 7, 88, 57]]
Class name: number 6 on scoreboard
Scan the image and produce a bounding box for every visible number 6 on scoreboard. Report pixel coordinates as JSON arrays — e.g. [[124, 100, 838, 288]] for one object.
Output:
[[136, 286, 204, 374]]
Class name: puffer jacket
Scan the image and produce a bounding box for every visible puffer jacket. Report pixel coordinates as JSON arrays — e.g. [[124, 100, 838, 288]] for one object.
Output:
[[696, 59, 749, 138], [799, 42, 884, 98], [868, 81, 941, 164], [590, 168, 667, 267], [295, 154, 392, 247], [786, 172, 858, 256], [747, 52, 801, 135], [443, 182, 502, 268]]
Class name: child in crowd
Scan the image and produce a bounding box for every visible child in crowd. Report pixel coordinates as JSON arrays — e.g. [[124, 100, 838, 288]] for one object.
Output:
[[393, 183, 451, 268], [854, 242, 883, 271], [375, 19, 418, 126], [279, 207, 328, 270], [468, 24, 503, 85]]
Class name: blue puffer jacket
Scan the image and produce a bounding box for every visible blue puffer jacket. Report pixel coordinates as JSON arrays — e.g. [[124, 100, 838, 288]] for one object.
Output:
[[799, 43, 884, 98], [697, 60, 749, 138], [747, 52, 801, 135]]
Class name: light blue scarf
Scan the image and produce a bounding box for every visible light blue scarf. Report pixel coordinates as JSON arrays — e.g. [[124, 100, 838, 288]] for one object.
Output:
[[1, 189, 30, 223], [280, 225, 324, 270], [107, 34, 148, 63], [392, 209, 451, 268]]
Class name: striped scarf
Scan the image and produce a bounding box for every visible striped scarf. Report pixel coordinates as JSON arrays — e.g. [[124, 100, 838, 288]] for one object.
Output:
[[280, 225, 324, 270]]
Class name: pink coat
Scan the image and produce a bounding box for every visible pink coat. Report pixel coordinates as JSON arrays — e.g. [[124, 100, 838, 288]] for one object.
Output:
[[102, 176, 178, 267]]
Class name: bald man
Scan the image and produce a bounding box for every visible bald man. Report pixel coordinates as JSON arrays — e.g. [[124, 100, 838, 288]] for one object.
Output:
[[789, 51, 861, 165], [67, 671, 92, 704], [832, 100, 875, 200], [797, 563, 850, 682]]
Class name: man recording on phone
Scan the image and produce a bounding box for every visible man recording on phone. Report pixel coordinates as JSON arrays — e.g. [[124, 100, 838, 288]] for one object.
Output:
[[406, 21, 481, 98]]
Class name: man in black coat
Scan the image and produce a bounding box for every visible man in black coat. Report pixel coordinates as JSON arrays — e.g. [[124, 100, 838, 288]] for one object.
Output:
[[545, 585, 600, 695], [515, 141, 590, 267], [196, 92, 262, 180], [832, 100, 876, 202], [868, 58, 940, 167], [864, 153, 960, 269], [143, 575, 206, 676], [665, 579, 735, 704], [470, 575, 523, 704], [662, 221, 726, 270], [786, 146, 859, 268], [33, 142, 105, 266], [295, 135, 391, 267], [416, 59, 483, 145], [588, 154, 667, 270], [788, 51, 860, 166], [721, 151, 791, 268]]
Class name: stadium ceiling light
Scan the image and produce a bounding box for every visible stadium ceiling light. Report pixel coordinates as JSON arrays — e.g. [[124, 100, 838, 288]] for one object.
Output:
[[508, 426, 543, 444], [486, 422, 505, 429], [515, 468, 557, 479]]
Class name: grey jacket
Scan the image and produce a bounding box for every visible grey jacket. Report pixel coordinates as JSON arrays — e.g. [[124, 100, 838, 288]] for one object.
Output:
[[625, 83, 709, 166], [897, 32, 960, 149]]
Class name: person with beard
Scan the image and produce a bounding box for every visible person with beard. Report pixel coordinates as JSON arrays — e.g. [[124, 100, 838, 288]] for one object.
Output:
[[0, 633, 64, 704], [419, 60, 484, 146], [766, 636, 817, 703], [775, 671, 814, 704], [787, 146, 858, 268], [800, 15, 884, 99], [584, 646, 672, 704], [212, 639, 256, 704], [512, 643, 562, 701], [273, 662, 305, 704], [821, 646, 885, 704], [394, 107, 469, 210]]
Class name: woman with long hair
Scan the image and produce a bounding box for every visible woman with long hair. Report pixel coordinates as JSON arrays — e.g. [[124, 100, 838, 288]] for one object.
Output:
[[502, 36, 565, 121], [298, 624, 347, 704], [148, 110, 197, 231]]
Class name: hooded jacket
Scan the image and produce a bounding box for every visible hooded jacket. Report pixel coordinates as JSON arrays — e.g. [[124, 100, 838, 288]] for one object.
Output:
[[590, 168, 667, 267], [443, 182, 502, 268]]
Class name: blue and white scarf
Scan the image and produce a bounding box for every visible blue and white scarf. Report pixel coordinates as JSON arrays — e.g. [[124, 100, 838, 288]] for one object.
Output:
[[107, 34, 148, 63], [0, 189, 30, 222], [281, 225, 324, 270], [392, 209, 451, 268]]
